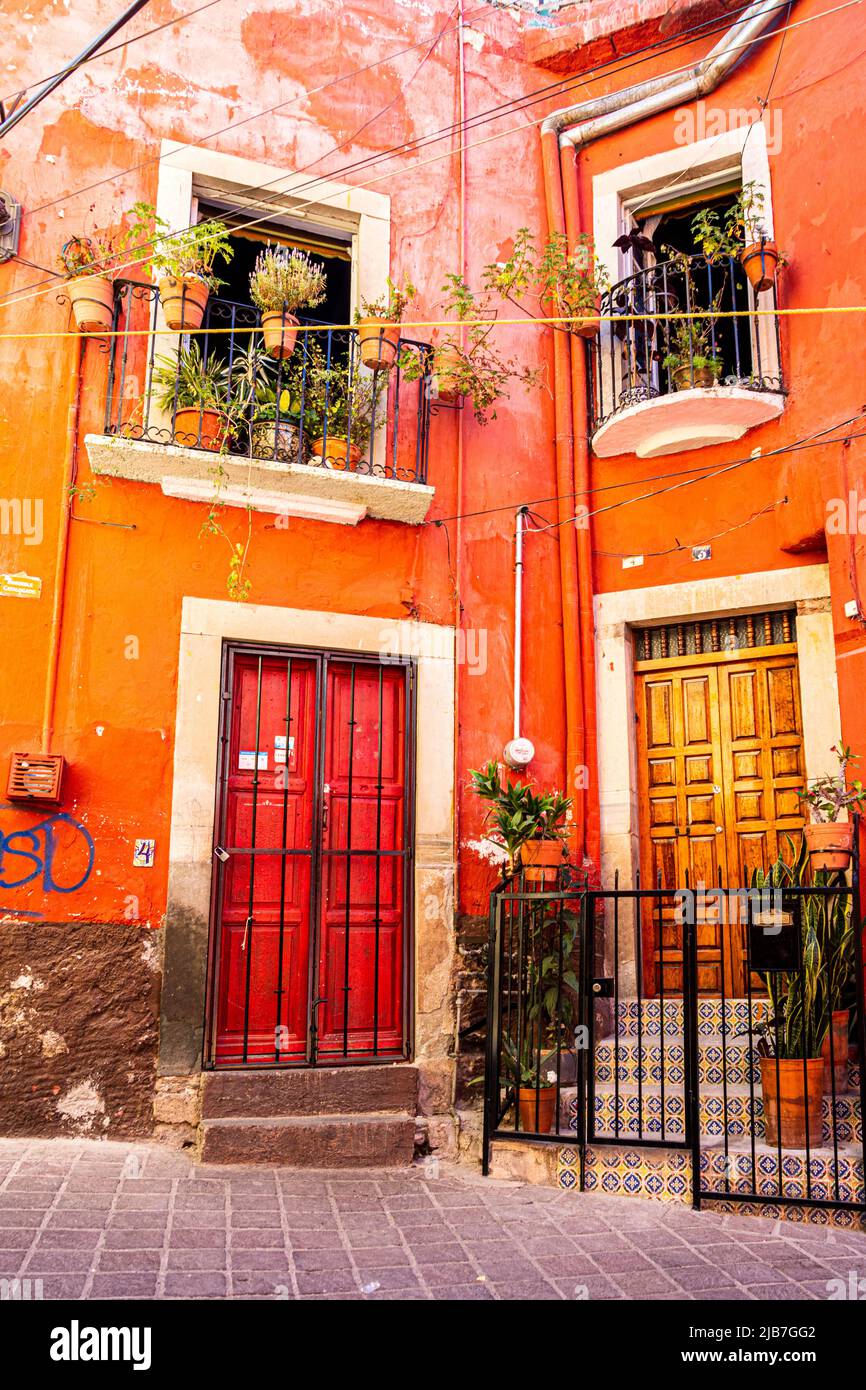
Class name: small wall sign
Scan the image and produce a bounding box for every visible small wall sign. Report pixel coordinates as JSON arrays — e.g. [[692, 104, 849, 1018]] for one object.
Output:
[[0, 572, 42, 599], [133, 839, 155, 867], [238, 750, 268, 771]]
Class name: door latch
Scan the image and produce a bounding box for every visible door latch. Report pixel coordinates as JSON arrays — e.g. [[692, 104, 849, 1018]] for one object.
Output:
[[592, 977, 614, 998], [214, 846, 230, 863]]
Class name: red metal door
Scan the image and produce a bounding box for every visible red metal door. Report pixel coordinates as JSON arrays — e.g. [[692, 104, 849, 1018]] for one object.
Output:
[[208, 647, 412, 1067]]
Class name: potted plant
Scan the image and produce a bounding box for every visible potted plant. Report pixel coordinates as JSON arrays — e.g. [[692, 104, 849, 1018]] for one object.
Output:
[[661, 315, 724, 390], [152, 342, 230, 451], [60, 234, 117, 333], [248, 246, 328, 359], [470, 760, 571, 882], [355, 276, 415, 371], [250, 383, 304, 467], [302, 342, 385, 469], [59, 201, 153, 333], [796, 744, 866, 870], [485, 226, 609, 338], [690, 182, 783, 292], [750, 845, 858, 1143], [503, 1037, 560, 1134], [151, 214, 234, 331]]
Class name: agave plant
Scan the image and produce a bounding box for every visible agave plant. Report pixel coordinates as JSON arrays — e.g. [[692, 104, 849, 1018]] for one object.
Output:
[[152, 341, 230, 413], [749, 836, 856, 1060]]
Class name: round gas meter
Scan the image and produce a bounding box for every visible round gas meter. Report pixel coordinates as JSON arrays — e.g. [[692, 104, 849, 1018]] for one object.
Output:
[[503, 736, 535, 769]]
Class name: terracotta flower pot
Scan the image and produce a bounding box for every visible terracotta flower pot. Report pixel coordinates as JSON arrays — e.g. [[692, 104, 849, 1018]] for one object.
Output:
[[172, 407, 227, 452], [517, 1084, 557, 1135], [821, 1008, 850, 1095], [159, 275, 209, 331], [357, 318, 400, 371], [434, 345, 464, 403], [520, 838, 565, 885], [311, 435, 362, 471], [672, 364, 718, 391], [760, 1056, 823, 1148], [804, 821, 854, 872], [260, 310, 299, 360], [68, 275, 114, 333], [740, 239, 779, 293], [250, 419, 302, 467]]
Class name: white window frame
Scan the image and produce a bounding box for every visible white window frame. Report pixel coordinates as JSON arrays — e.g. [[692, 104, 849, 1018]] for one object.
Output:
[[591, 123, 779, 415]]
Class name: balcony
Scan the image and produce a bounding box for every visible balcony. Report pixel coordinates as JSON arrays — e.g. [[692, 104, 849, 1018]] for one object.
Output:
[[588, 252, 785, 459], [85, 281, 436, 526]]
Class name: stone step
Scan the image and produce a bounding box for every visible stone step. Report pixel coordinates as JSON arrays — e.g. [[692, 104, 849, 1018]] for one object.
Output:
[[201, 1064, 418, 1119], [199, 1112, 417, 1166]]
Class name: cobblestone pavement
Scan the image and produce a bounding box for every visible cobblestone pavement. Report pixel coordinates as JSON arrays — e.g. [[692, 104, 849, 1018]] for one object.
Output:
[[1, 1139, 865, 1300]]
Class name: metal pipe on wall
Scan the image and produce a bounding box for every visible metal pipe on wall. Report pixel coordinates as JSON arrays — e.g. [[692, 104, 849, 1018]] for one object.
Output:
[[538, 0, 790, 874]]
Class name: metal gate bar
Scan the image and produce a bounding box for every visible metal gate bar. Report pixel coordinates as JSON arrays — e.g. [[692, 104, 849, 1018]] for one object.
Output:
[[483, 851, 866, 1219]]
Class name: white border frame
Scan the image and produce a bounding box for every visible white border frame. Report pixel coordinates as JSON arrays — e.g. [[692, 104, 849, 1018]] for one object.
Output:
[[160, 596, 456, 1079]]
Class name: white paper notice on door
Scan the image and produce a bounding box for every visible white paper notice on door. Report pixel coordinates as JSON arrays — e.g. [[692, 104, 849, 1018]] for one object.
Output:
[[238, 750, 268, 771], [274, 735, 295, 764]]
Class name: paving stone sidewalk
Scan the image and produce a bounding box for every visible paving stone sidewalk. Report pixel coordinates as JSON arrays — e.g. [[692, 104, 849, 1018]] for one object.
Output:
[[1, 1138, 865, 1300]]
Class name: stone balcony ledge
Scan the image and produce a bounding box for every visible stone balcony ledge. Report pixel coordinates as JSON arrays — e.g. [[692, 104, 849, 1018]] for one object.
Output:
[[85, 434, 435, 526]]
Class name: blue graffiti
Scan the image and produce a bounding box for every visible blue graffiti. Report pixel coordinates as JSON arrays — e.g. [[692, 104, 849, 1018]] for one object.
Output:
[[0, 812, 95, 894]]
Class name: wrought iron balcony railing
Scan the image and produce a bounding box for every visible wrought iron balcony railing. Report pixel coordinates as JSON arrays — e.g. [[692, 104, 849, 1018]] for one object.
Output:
[[588, 251, 784, 436], [103, 281, 434, 485]]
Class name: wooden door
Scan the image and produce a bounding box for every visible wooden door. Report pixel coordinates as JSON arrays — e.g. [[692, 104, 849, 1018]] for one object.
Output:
[[635, 640, 805, 997], [209, 648, 413, 1067]]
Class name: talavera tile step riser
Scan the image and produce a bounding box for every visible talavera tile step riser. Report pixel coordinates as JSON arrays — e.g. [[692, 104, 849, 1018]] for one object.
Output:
[[594, 1045, 860, 1090], [613, 998, 772, 1037], [588, 1091, 862, 1143], [556, 1145, 866, 1224]]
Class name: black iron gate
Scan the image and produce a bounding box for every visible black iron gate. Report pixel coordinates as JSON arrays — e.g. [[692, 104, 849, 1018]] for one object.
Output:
[[482, 845, 866, 1219]]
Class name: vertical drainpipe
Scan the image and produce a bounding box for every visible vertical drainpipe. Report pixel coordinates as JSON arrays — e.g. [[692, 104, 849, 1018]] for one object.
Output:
[[42, 335, 84, 753], [538, 0, 790, 876], [561, 143, 601, 873], [541, 127, 586, 866]]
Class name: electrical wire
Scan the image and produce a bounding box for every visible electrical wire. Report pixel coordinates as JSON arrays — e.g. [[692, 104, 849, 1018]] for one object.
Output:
[[424, 414, 866, 530], [595, 498, 783, 558], [2, 0, 855, 313]]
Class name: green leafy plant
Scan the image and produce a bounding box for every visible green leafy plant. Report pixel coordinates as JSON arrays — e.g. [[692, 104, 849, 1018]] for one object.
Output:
[[248, 246, 328, 316], [470, 760, 571, 869], [749, 837, 856, 1060], [301, 341, 386, 450], [58, 200, 162, 279], [399, 273, 540, 425], [690, 182, 781, 263], [499, 905, 581, 1090], [152, 341, 230, 413], [151, 213, 234, 290], [356, 275, 416, 322], [485, 227, 609, 333], [797, 744, 866, 823]]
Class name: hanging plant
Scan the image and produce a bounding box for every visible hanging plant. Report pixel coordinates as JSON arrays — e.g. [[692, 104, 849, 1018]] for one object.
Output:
[[485, 227, 610, 338]]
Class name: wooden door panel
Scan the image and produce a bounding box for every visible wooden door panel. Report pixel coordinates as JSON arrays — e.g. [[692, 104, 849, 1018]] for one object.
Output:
[[215, 656, 318, 1064], [637, 645, 806, 999], [317, 661, 407, 1057]]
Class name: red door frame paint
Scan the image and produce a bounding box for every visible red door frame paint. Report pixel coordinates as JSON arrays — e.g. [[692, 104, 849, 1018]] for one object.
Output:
[[203, 641, 416, 1069]]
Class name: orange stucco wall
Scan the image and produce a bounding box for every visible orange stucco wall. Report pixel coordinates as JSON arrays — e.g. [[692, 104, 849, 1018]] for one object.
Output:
[[1, 0, 865, 943]]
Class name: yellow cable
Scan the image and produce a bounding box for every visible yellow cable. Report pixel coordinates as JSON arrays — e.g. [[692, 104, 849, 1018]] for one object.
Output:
[[0, 304, 864, 341]]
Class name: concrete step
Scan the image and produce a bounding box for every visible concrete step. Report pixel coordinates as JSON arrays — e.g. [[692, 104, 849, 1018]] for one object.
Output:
[[200, 1112, 417, 1166], [201, 1064, 418, 1119]]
